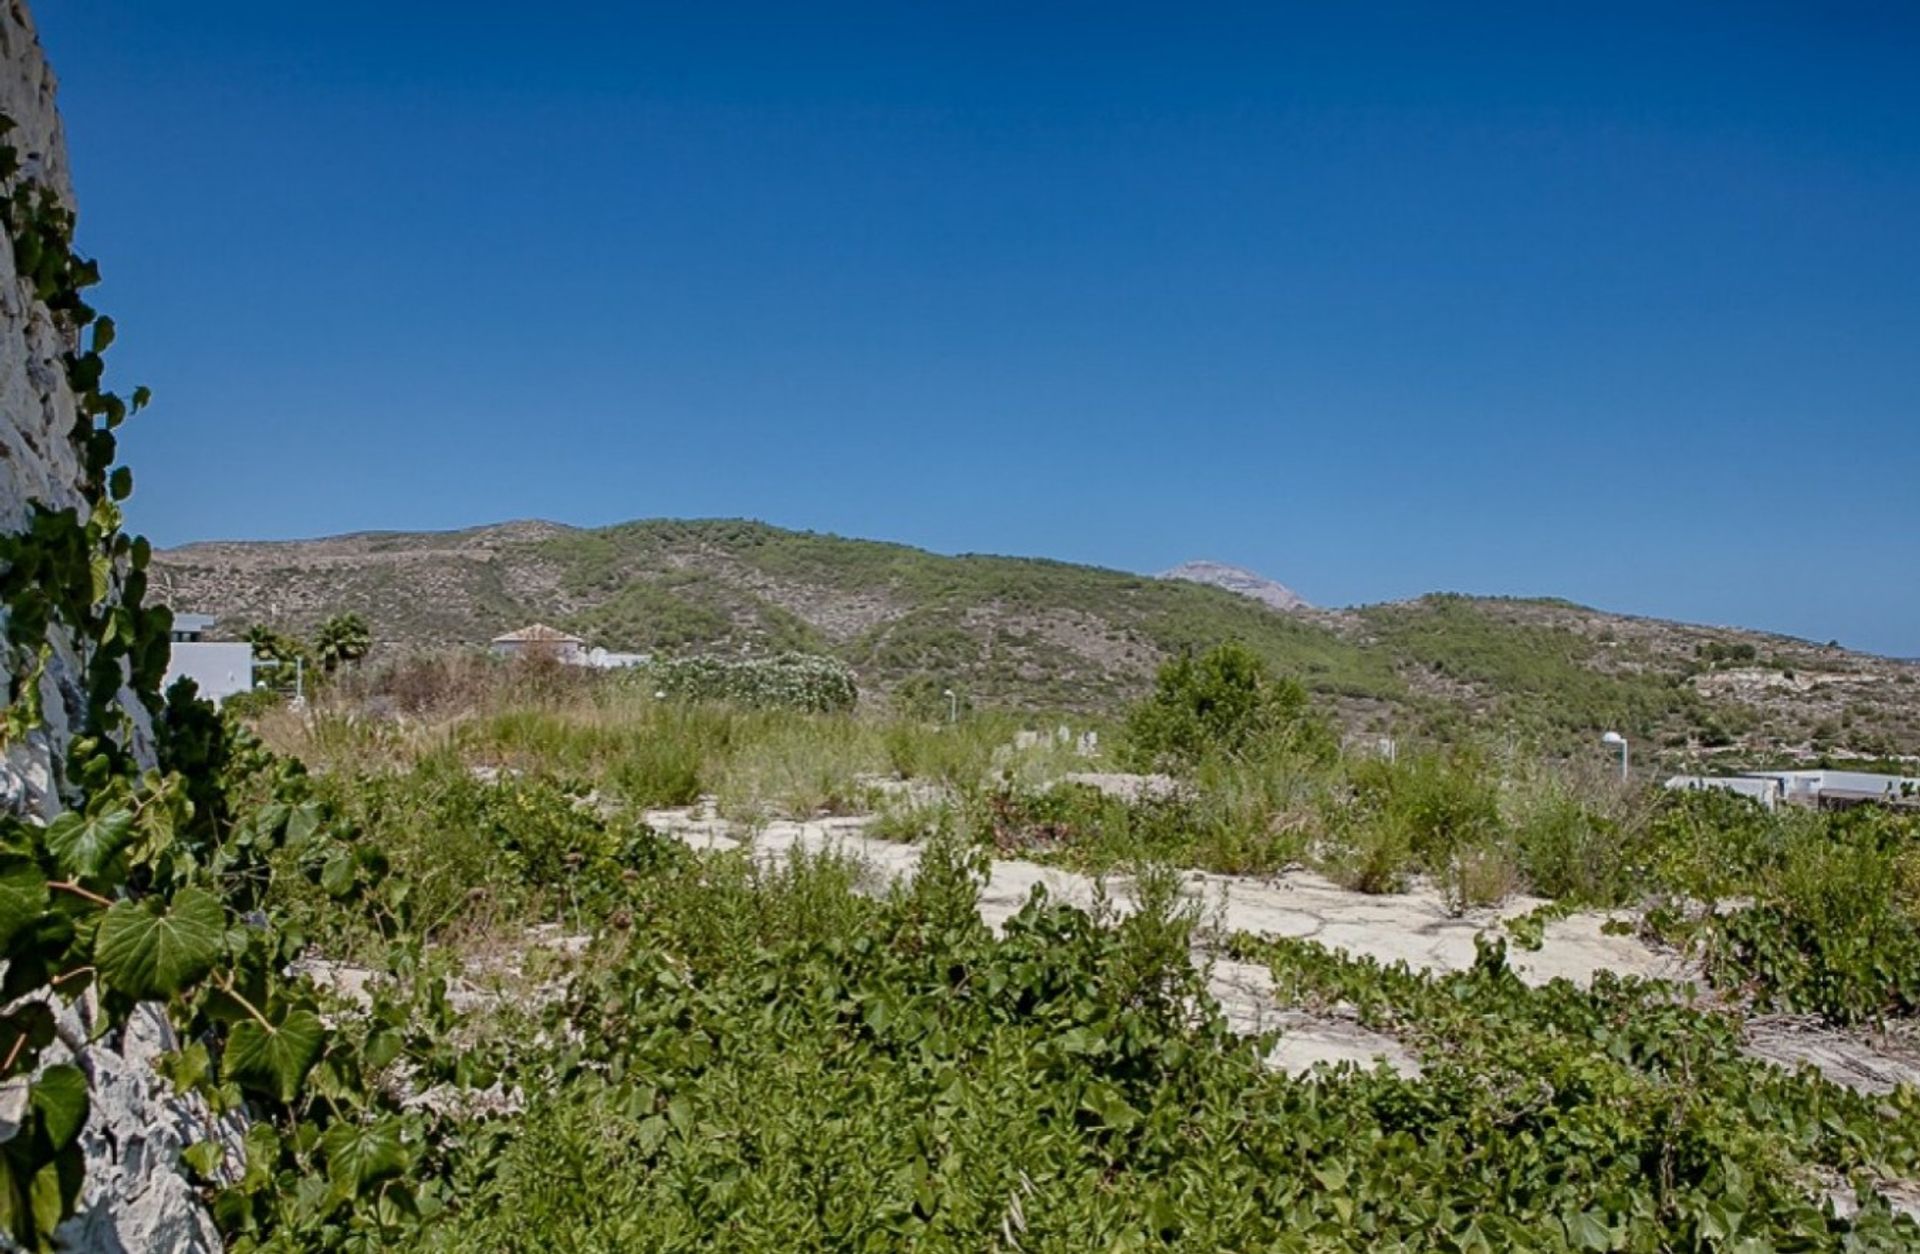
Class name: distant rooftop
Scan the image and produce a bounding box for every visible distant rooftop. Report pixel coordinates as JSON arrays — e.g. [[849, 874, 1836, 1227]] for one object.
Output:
[[1665, 768, 1920, 812], [491, 623, 584, 645]]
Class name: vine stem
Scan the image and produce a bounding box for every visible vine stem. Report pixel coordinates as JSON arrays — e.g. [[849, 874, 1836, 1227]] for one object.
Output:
[[48, 880, 112, 907], [1, 1030, 27, 1075], [49, 964, 93, 988], [213, 974, 276, 1034]]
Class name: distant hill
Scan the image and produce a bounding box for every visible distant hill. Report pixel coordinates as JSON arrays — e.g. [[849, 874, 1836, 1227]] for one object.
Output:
[[1161, 560, 1308, 611], [154, 518, 1920, 763]]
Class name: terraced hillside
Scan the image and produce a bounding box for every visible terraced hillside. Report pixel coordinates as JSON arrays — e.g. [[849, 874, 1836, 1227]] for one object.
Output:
[[154, 518, 1920, 762]]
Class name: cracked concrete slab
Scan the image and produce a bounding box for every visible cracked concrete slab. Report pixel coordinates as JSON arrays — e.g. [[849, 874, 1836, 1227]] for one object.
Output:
[[1743, 1017, 1920, 1096], [644, 808, 1685, 988], [1208, 956, 1421, 1078]]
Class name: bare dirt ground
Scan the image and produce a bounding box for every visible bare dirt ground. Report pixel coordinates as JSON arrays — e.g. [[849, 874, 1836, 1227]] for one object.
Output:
[[641, 803, 1920, 1098]]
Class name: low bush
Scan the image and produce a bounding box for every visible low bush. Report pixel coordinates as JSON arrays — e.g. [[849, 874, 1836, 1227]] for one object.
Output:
[[281, 754, 679, 956], [1121, 642, 1331, 771], [1509, 785, 1643, 904], [1696, 810, 1920, 1024], [970, 777, 1307, 876], [648, 651, 858, 713], [1314, 749, 1507, 895]]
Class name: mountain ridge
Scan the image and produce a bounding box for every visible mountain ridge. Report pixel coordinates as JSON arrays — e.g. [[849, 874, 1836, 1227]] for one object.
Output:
[[152, 516, 1920, 762]]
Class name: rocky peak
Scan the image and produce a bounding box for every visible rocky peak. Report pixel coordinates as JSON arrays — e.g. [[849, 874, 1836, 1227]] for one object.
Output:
[[1159, 560, 1308, 612]]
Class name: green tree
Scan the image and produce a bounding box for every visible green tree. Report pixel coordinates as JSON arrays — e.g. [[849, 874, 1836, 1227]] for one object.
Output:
[[244, 624, 311, 695], [1122, 642, 1326, 770], [313, 612, 372, 675]]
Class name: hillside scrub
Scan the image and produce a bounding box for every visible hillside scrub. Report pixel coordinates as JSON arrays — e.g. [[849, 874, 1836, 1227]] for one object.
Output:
[[163, 517, 1920, 760]]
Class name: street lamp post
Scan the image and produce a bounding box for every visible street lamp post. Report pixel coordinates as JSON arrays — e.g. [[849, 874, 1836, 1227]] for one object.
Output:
[[1601, 730, 1629, 781]]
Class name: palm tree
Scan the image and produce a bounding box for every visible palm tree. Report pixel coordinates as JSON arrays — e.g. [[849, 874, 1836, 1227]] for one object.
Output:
[[312, 613, 372, 675], [245, 624, 295, 661]]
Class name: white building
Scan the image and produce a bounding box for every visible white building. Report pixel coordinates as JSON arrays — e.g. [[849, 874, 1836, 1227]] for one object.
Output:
[[162, 613, 254, 705], [490, 624, 587, 663], [1662, 775, 1783, 810], [1663, 769, 1920, 812], [171, 612, 217, 642], [582, 646, 650, 670]]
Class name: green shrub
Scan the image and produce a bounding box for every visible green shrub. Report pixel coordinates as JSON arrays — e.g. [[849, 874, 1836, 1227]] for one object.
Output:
[[284, 755, 674, 954], [219, 686, 286, 719], [648, 651, 858, 713], [1121, 642, 1329, 771], [1698, 809, 1920, 1024], [1316, 750, 1506, 893], [608, 735, 705, 808], [1511, 789, 1637, 904], [1316, 800, 1416, 894]]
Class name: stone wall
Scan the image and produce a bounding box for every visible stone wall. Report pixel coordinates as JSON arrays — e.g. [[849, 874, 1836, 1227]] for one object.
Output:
[[0, 0, 89, 821], [0, 5, 223, 1248]]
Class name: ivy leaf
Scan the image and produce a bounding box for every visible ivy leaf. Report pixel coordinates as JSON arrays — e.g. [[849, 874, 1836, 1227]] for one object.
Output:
[[319, 1117, 407, 1191], [108, 467, 132, 502], [0, 1005, 56, 1080], [319, 853, 356, 899], [94, 887, 224, 999], [635, 1114, 669, 1157], [361, 1029, 403, 1072], [90, 316, 114, 353], [26, 1145, 81, 1247], [1566, 1210, 1613, 1251], [28, 1066, 87, 1151], [159, 1041, 212, 1094], [284, 803, 323, 850], [223, 1010, 325, 1104], [180, 1140, 224, 1180], [43, 809, 135, 882], [0, 860, 49, 952]]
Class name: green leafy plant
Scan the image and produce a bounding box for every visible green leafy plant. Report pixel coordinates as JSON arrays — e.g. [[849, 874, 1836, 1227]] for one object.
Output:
[[312, 613, 372, 676], [1121, 641, 1329, 771], [648, 651, 857, 713]]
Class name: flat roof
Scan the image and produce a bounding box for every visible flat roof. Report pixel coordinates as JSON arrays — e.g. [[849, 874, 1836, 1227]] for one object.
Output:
[[491, 623, 585, 644]]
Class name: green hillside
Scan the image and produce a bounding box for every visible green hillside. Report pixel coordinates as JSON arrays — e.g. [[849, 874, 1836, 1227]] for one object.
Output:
[[155, 518, 1920, 762]]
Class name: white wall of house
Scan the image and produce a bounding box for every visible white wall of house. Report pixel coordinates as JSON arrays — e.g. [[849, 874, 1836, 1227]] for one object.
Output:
[[164, 641, 255, 705], [583, 647, 650, 670], [491, 639, 586, 663], [1663, 775, 1780, 809]]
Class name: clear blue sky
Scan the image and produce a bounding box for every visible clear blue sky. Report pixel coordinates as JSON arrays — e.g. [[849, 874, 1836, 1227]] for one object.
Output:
[[35, 2, 1920, 655]]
